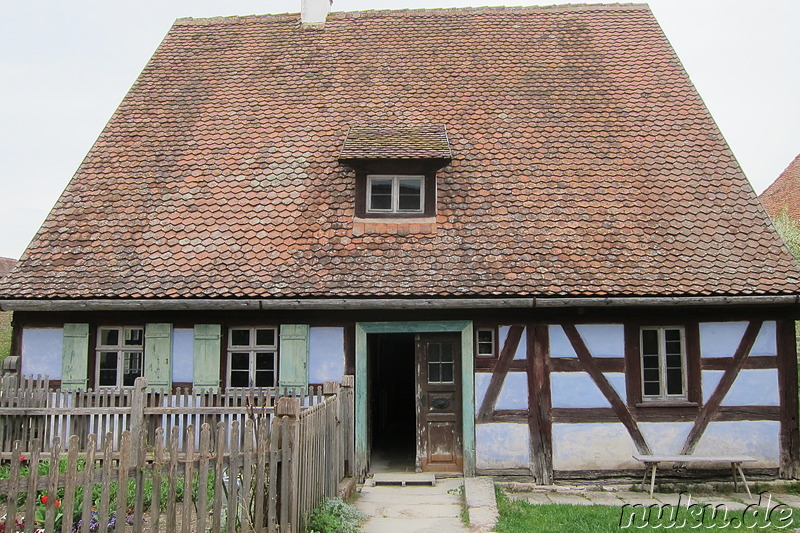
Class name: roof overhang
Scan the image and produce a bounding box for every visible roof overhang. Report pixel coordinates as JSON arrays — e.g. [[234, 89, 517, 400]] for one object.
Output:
[[1, 295, 798, 312]]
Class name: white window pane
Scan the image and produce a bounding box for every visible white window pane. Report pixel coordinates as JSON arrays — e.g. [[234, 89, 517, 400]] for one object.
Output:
[[100, 329, 119, 347], [230, 329, 250, 347]]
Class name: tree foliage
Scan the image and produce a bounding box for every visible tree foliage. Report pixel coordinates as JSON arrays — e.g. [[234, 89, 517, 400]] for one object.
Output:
[[772, 209, 800, 262]]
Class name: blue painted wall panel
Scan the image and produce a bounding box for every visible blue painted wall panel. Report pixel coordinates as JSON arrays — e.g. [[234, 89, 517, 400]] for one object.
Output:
[[722, 369, 779, 406], [700, 321, 777, 358], [21, 328, 63, 379], [498, 326, 527, 360], [553, 423, 637, 470], [496, 372, 528, 409], [476, 423, 530, 469], [308, 327, 345, 384], [475, 373, 490, 409], [549, 325, 576, 357], [694, 421, 779, 465], [576, 324, 624, 358], [551, 372, 610, 408]]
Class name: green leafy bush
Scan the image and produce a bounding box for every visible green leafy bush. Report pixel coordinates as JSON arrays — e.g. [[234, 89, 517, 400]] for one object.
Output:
[[306, 497, 365, 533]]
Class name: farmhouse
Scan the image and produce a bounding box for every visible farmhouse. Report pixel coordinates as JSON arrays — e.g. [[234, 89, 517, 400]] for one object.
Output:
[[1, 2, 799, 482]]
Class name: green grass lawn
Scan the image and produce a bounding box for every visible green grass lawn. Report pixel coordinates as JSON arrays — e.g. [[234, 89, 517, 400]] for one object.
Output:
[[495, 489, 798, 532]]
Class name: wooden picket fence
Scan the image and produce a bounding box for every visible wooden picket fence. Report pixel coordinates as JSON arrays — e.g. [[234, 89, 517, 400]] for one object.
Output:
[[0, 376, 355, 533], [0, 375, 328, 454]]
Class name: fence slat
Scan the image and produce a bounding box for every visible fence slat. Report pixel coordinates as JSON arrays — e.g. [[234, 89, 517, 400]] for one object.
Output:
[[0, 375, 356, 533]]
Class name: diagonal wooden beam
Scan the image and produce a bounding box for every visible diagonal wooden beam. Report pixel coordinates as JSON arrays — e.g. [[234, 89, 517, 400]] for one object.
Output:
[[679, 321, 762, 456], [477, 325, 524, 423], [562, 323, 652, 454]]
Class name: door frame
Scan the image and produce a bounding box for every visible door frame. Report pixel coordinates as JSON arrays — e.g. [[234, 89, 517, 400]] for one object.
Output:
[[355, 321, 475, 478]]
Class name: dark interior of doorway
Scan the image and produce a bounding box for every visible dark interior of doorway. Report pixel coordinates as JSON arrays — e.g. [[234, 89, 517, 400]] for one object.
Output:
[[368, 333, 416, 472]]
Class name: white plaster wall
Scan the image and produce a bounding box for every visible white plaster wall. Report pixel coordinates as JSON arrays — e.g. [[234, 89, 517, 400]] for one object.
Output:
[[553, 423, 637, 470], [21, 328, 63, 379], [496, 372, 528, 409], [550, 372, 625, 408], [701, 369, 779, 406], [308, 327, 344, 384], [476, 423, 530, 469], [694, 421, 780, 467], [700, 321, 777, 357], [172, 328, 194, 383]]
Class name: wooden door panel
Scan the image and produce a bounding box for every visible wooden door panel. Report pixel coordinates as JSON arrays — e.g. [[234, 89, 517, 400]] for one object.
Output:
[[416, 333, 463, 472]]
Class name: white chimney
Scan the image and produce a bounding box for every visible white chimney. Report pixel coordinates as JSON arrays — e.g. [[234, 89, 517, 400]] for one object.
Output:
[[301, 0, 330, 25]]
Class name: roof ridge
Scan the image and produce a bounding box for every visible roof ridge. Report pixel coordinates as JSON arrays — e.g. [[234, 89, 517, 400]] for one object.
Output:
[[175, 3, 651, 25]]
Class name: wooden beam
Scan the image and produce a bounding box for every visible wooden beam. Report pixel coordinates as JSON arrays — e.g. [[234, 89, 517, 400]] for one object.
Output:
[[777, 319, 800, 479], [476, 326, 523, 423], [550, 358, 625, 373], [702, 356, 777, 370], [678, 321, 762, 456], [562, 323, 652, 454], [550, 406, 780, 424], [528, 324, 553, 484]]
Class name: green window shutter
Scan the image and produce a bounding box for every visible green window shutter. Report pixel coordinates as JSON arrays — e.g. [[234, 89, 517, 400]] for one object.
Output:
[[62, 323, 89, 391], [144, 323, 172, 390], [193, 324, 221, 391], [279, 324, 309, 390]]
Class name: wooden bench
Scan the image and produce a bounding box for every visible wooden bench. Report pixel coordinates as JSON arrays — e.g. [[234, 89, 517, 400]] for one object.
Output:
[[632, 454, 756, 497]]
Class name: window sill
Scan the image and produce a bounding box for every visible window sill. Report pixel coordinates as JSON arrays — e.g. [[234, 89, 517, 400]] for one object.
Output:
[[636, 401, 699, 408], [353, 216, 437, 236]]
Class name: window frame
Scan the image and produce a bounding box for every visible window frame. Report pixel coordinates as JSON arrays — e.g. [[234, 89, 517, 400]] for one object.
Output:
[[95, 326, 145, 389], [226, 326, 279, 388], [475, 327, 497, 358], [639, 325, 688, 403], [366, 174, 425, 215]]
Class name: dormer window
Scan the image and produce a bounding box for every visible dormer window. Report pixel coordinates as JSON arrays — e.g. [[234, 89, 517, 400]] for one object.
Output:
[[338, 124, 451, 230], [367, 175, 424, 214]]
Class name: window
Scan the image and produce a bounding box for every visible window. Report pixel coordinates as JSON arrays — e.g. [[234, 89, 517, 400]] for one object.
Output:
[[367, 175, 424, 214], [428, 341, 454, 383], [96, 326, 144, 388], [640, 326, 687, 401], [476, 328, 496, 357], [227, 327, 278, 387]]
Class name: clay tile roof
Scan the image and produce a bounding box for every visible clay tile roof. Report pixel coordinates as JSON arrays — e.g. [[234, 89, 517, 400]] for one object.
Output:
[[339, 124, 452, 160], [760, 154, 800, 220], [0, 258, 17, 280], [1, 4, 798, 300]]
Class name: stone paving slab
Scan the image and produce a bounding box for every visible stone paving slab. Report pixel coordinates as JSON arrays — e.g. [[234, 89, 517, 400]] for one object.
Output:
[[360, 517, 470, 533], [357, 493, 457, 505], [773, 493, 800, 508], [357, 502, 464, 518], [507, 492, 553, 505], [546, 493, 593, 506], [584, 492, 624, 506]]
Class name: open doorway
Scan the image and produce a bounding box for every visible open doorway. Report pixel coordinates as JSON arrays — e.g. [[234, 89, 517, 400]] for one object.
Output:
[[368, 333, 416, 472]]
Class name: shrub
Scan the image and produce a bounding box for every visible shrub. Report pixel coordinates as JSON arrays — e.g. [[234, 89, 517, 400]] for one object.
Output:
[[306, 497, 365, 533]]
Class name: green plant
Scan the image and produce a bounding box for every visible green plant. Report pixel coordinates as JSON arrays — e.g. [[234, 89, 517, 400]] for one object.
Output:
[[772, 209, 800, 262], [305, 497, 365, 533]]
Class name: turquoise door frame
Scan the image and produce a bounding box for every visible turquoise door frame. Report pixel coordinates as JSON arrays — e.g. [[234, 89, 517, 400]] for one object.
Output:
[[355, 320, 475, 477]]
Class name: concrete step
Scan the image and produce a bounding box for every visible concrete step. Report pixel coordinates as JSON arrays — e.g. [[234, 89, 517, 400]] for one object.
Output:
[[373, 472, 437, 486], [360, 517, 470, 533]]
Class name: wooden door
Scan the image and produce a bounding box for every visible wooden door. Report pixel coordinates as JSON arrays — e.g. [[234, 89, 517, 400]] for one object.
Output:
[[416, 333, 463, 472]]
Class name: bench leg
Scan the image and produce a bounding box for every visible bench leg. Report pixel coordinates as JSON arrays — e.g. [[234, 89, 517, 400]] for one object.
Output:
[[649, 463, 658, 498], [731, 463, 737, 492], [641, 464, 650, 491], [734, 462, 752, 499]]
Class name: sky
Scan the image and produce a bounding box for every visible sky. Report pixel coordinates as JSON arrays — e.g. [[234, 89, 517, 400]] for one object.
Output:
[[0, 0, 798, 259]]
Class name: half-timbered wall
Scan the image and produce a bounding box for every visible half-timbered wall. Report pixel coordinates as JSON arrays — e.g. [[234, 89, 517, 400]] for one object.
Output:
[[12, 309, 800, 479]]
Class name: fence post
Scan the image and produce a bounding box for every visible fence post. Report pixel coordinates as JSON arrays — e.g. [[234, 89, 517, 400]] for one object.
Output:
[[276, 396, 301, 533], [340, 375, 355, 478], [130, 377, 147, 466]]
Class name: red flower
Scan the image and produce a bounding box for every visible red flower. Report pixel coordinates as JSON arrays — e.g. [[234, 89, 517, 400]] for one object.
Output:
[[56, 500, 61, 508], [41, 495, 61, 507], [41, 495, 49, 505], [19, 455, 26, 461]]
